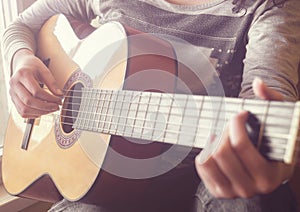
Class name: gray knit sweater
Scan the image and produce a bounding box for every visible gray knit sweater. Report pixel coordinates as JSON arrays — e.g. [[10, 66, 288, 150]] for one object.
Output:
[[2, 0, 300, 99]]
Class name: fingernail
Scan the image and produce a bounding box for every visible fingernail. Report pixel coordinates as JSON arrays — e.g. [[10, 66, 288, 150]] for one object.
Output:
[[253, 77, 263, 86], [196, 153, 207, 165]]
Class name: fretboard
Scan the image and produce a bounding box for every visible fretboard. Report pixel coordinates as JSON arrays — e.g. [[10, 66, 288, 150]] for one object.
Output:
[[72, 88, 300, 164]]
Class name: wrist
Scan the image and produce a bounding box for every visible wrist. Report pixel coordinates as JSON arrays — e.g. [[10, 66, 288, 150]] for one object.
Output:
[[11, 48, 34, 76]]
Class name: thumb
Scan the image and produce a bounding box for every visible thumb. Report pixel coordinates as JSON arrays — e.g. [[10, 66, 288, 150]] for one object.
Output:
[[252, 78, 283, 101]]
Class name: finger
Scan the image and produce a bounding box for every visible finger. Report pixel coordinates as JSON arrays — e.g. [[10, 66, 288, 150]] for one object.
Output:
[[10, 88, 54, 118], [36, 61, 64, 97], [195, 154, 235, 198], [212, 130, 257, 198], [229, 111, 281, 193], [21, 73, 62, 104], [252, 78, 283, 101], [11, 82, 60, 116]]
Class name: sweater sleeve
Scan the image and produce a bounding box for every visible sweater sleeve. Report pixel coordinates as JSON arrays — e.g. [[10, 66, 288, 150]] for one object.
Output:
[[1, 0, 97, 76], [239, 0, 300, 101]]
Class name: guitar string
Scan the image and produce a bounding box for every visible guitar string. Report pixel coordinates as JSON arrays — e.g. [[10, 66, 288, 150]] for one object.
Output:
[[39, 99, 297, 142], [26, 90, 298, 140], [35, 110, 292, 154], [61, 88, 296, 113], [59, 96, 294, 121], [61, 98, 293, 128], [60, 106, 295, 139], [27, 88, 298, 149], [61, 89, 298, 156], [59, 91, 296, 131], [26, 111, 294, 159]]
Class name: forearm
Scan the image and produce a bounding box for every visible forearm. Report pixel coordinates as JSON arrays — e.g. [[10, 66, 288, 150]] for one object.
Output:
[[1, 0, 96, 76]]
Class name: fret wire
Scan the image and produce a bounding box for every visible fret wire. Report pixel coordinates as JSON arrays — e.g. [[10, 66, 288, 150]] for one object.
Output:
[[115, 90, 125, 135], [104, 90, 114, 133], [123, 91, 135, 137], [258, 101, 270, 149], [91, 89, 98, 130], [97, 90, 106, 131], [98, 90, 107, 132], [211, 96, 224, 141], [85, 88, 92, 130], [108, 90, 118, 134], [176, 94, 188, 145], [141, 92, 152, 140], [151, 93, 163, 142], [131, 92, 142, 138], [95, 89, 102, 131], [82, 89, 89, 129], [193, 95, 204, 147]]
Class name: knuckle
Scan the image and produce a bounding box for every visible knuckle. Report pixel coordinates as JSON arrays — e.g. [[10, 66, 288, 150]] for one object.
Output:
[[23, 96, 33, 106], [31, 89, 41, 98], [214, 186, 233, 199], [255, 178, 277, 194], [212, 148, 226, 162], [17, 68, 30, 77], [19, 107, 29, 118], [237, 187, 254, 198], [231, 137, 247, 152]]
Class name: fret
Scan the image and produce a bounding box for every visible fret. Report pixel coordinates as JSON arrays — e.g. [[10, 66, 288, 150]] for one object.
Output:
[[193, 95, 205, 149], [86, 88, 94, 130], [116, 90, 129, 135], [139, 92, 151, 140], [95, 89, 102, 132], [111, 90, 123, 135], [258, 100, 270, 149], [107, 90, 118, 134], [97, 91, 106, 132], [77, 88, 89, 130], [144, 93, 160, 141], [161, 94, 180, 144], [101, 91, 111, 133], [73, 89, 82, 129], [151, 93, 164, 142], [161, 93, 176, 144], [131, 92, 143, 138], [264, 101, 294, 135], [123, 91, 135, 137], [91, 89, 98, 131], [178, 95, 200, 147], [284, 102, 300, 163]]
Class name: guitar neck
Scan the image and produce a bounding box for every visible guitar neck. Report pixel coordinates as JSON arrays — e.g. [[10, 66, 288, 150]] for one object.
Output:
[[72, 88, 300, 164]]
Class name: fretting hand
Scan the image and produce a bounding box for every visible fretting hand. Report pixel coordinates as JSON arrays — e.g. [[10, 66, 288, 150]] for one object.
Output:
[[195, 78, 295, 198]]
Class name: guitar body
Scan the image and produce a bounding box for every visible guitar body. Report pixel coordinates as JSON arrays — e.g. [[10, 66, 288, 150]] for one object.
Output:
[[2, 15, 183, 205]]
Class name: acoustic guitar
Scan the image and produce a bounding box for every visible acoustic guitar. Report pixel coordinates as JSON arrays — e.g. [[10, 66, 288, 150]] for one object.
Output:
[[2, 14, 300, 205]]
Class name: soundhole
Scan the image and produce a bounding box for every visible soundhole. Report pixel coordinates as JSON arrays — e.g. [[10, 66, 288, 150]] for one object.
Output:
[[61, 82, 84, 134]]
